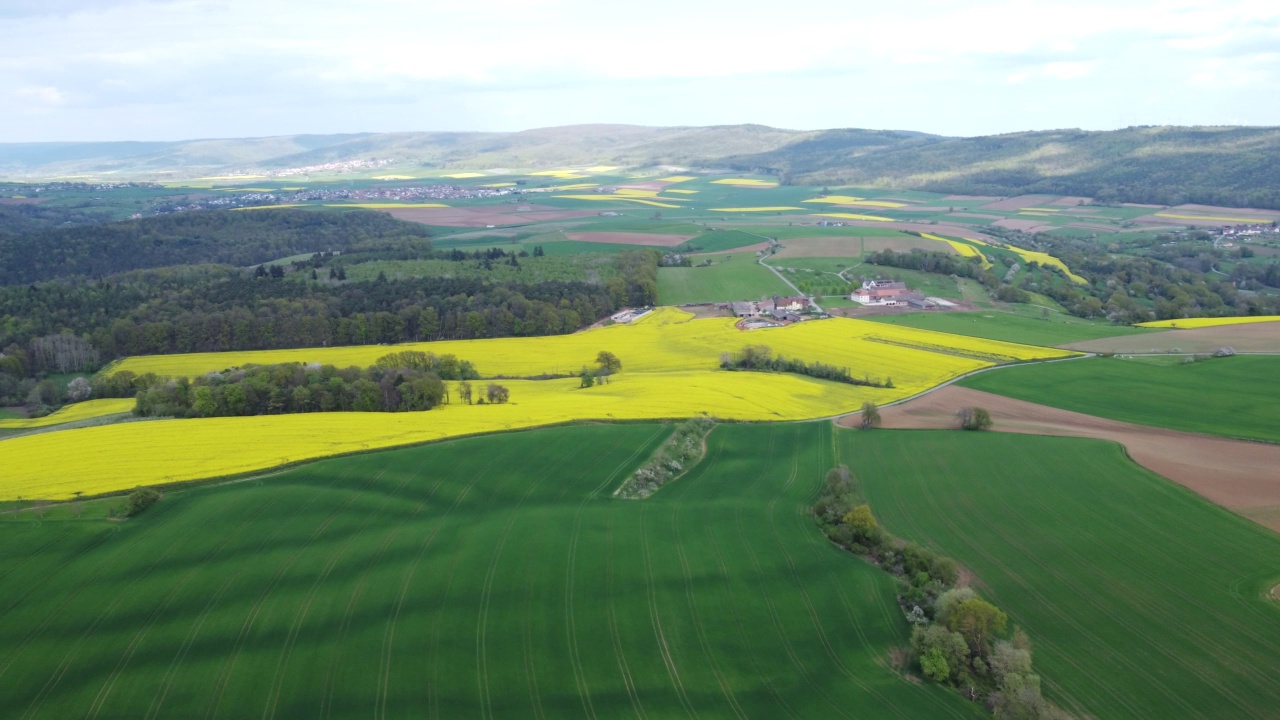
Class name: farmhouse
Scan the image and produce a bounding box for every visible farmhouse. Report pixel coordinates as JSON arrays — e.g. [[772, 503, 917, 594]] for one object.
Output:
[[774, 296, 811, 312], [853, 280, 909, 305]]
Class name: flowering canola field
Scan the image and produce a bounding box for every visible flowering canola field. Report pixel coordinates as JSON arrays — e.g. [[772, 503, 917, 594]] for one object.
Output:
[[1136, 315, 1280, 329], [6, 309, 1075, 500], [0, 398, 135, 429]]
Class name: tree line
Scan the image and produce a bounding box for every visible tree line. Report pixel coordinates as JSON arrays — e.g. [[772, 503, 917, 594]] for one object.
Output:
[[814, 466, 1067, 718], [720, 345, 893, 388], [132, 353, 507, 419], [0, 208, 433, 285]]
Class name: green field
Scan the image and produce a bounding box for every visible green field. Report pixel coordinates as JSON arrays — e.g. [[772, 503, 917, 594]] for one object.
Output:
[[960, 355, 1280, 442], [657, 252, 793, 304], [0, 423, 981, 719], [866, 310, 1150, 346], [846, 430, 1280, 720]]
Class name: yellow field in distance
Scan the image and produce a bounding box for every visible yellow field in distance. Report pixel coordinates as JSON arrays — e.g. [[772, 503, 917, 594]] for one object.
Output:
[[481, 182, 517, 187], [711, 178, 778, 187], [0, 398, 136, 430], [803, 196, 864, 204], [322, 203, 449, 209], [817, 212, 893, 222], [666, 189, 698, 194], [529, 170, 587, 179], [920, 233, 992, 268], [708, 207, 803, 212], [555, 195, 682, 208], [1136, 316, 1280, 329], [442, 172, 487, 179], [1002, 246, 1087, 284], [657, 175, 696, 182], [1155, 213, 1272, 223]]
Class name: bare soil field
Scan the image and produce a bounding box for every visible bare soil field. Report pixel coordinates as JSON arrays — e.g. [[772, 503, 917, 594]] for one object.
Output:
[[1174, 204, 1280, 221], [1061, 323, 1280, 353], [1049, 196, 1090, 206], [947, 212, 1005, 220], [385, 205, 597, 227], [831, 302, 976, 319], [994, 218, 1054, 232], [563, 231, 694, 246], [853, 385, 1280, 531], [692, 240, 771, 255], [977, 195, 1060, 211], [773, 235, 952, 258]]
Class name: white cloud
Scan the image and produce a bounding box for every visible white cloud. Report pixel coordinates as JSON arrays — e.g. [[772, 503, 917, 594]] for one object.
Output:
[[0, 0, 1277, 139]]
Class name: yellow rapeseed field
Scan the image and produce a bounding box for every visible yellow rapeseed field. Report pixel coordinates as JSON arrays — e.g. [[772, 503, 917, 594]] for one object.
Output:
[[708, 207, 804, 212], [802, 196, 864, 204], [583, 166, 619, 172], [322, 203, 450, 209], [920, 233, 992, 268], [710, 178, 778, 187], [817, 212, 893, 222], [482, 182, 517, 188], [657, 176, 697, 182], [0, 399, 135, 430], [1021, 207, 1061, 212], [1002, 246, 1087, 284], [554, 195, 683, 208], [1136, 316, 1280, 329], [1155, 213, 1272, 223], [530, 170, 588, 179], [666, 189, 698, 194], [442, 172, 487, 179], [5, 309, 1076, 499]]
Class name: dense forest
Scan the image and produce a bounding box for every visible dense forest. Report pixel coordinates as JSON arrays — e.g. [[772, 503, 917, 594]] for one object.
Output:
[[0, 208, 431, 284]]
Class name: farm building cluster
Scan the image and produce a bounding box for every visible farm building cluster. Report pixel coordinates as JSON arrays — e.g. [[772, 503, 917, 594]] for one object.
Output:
[[730, 296, 812, 323], [851, 280, 944, 309]]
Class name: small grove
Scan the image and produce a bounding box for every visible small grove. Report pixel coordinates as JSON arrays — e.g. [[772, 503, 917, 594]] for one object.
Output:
[[815, 465, 1069, 719], [131, 351, 509, 418], [719, 344, 893, 388]]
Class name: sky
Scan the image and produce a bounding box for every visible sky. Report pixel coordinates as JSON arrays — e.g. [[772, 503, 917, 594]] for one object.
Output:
[[2, 0, 1279, 142]]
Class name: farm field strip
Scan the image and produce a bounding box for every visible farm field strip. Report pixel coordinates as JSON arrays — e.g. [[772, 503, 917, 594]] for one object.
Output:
[[0, 425, 984, 719], [958, 355, 1280, 443], [872, 385, 1280, 531], [847, 430, 1280, 720], [1136, 315, 1280, 328]]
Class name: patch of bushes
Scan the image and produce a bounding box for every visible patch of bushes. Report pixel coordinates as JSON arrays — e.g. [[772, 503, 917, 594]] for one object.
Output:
[[720, 345, 892, 388], [814, 465, 1069, 718], [615, 417, 716, 499], [125, 488, 161, 517]]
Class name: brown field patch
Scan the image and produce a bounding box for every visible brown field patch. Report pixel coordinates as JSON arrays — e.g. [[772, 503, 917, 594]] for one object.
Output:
[[693, 241, 771, 255], [894, 206, 949, 212], [977, 195, 1060, 212], [385, 205, 597, 227], [616, 182, 667, 191], [994, 218, 1054, 232], [947, 212, 1005, 220], [944, 195, 1001, 201], [563, 231, 694, 246], [1049, 196, 1090, 206], [1061, 323, 1280, 354], [1175, 204, 1280, 220], [773, 235, 954, 258], [858, 385, 1280, 532]]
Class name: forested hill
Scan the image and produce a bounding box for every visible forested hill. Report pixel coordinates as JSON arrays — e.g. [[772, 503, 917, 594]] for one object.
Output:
[[3, 124, 1280, 208], [731, 126, 1280, 210], [0, 208, 430, 284]]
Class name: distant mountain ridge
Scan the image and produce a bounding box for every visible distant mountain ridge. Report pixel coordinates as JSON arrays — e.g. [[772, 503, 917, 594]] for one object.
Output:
[[3, 123, 1279, 208]]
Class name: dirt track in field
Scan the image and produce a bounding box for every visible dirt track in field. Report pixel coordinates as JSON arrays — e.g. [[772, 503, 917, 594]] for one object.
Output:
[[849, 385, 1280, 532], [1061, 323, 1280, 354], [385, 205, 597, 227], [563, 231, 694, 246]]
